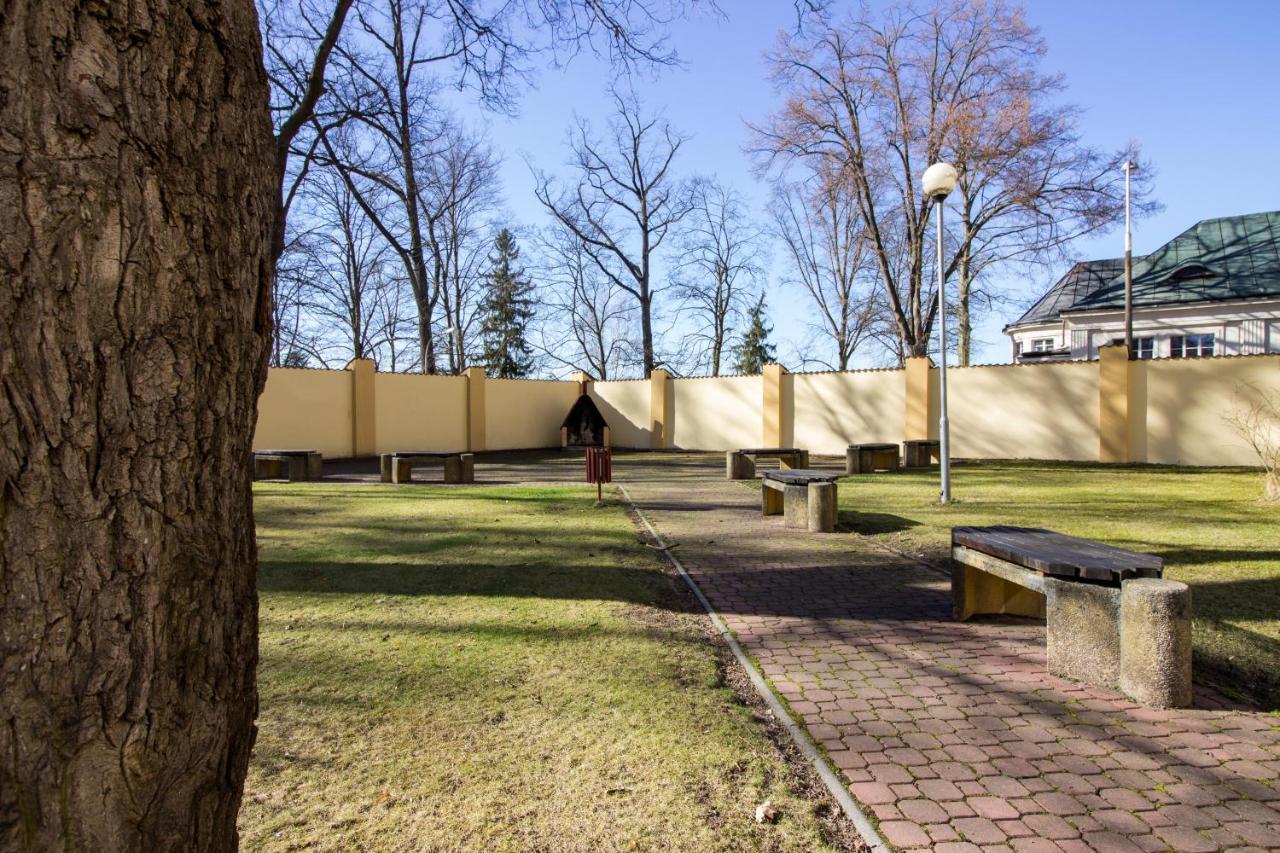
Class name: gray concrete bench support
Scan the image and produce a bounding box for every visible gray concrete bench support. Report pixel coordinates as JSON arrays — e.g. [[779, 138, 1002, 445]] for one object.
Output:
[[727, 451, 756, 480], [762, 479, 836, 533], [1120, 578, 1193, 708], [1045, 578, 1122, 688]]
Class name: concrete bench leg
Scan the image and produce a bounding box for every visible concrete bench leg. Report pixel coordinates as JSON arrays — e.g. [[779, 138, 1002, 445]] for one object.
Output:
[[459, 453, 475, 483], [762, 485, 784, 516], [844, 447, 860, 475], [380, 455, 393, 483], [443, 455, 463, 484], [783, 484, 808, 528], [797, 450, 810, 468], [1045, 578, 1122, 688], [305, 453, 323, 480], [391, 458, 414, 484], [807, 482, 836, 532], [1121, 578, 1193, 708], [728, 452, 755, 480]]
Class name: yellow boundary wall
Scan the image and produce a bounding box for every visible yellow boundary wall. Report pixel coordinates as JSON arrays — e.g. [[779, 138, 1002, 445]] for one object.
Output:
[[254, 354, 1280, 467]]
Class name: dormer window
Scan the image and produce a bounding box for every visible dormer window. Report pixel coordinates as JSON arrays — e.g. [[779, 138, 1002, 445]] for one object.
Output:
[[1167, 263, 1215, 282]]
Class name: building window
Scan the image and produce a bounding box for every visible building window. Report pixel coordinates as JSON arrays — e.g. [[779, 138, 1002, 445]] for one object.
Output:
[[1135, 337, 1155, 359], [1031, 338, 1055, 352], [1171, 334, 1215, 358], [1015, 341, 1023, 356]]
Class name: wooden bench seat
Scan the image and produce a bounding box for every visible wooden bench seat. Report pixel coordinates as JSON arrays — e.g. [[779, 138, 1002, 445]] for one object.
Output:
[[379, 451, 475, 484], [760, 469, 839, 533], [726, 447, 810, 480], [952, 525, 1190, 708], [845, 443, 900, 474]]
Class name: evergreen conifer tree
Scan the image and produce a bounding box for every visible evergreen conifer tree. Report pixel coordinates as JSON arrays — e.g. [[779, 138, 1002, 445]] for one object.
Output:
[[732, 295, 777, 374], [479, 229, 536, 378]]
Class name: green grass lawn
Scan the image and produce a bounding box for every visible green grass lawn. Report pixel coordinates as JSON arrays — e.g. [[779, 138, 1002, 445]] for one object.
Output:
[[241, 483, 847, 851], [837, 461, 1280, 709]]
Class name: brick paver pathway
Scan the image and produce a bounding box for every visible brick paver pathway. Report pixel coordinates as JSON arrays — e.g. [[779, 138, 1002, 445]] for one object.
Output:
[[618, 456, 1280, 853]]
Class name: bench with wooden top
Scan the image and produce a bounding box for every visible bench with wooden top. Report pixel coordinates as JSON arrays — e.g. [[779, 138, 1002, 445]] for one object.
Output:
[[952, 525, 1191, 708], [726, 447, 810, 480], [845, 442, 900, 474], [254, 449, 323, 481], [902, 439, 941, 468], [760, 469, 839, 533], [379, 451, 475, 484]]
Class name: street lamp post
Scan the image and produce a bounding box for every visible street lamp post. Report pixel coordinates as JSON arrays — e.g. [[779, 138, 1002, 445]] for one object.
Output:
[[1122, 160, 1137, 359], [922, 162, 959, 505]]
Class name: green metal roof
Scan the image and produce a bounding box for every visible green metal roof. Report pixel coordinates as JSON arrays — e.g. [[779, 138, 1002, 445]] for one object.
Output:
[[1009, 210, 1280, 328]]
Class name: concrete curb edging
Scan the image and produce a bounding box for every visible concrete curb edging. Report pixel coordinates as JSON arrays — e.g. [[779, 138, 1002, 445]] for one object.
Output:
[[617, 484, 892, 853]]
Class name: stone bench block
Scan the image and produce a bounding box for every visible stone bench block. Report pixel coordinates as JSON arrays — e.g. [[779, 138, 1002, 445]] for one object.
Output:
[[1120, 578, 1193, 708], [807, 482, 837, 533], [727, 451, 755, 480], [1045, 577, 1122, 688]]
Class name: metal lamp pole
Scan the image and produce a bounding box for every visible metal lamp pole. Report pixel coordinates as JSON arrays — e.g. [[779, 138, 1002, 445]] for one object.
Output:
[[922, 162, 959, 505], [1122, 160, 1136, 359]]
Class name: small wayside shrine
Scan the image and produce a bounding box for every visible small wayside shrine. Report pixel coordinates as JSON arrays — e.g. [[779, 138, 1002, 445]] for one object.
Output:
[[560, 381, 610, 448]]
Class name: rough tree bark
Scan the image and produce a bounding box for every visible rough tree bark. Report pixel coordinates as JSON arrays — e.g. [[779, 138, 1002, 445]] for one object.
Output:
[[1, 0, 275, 849]]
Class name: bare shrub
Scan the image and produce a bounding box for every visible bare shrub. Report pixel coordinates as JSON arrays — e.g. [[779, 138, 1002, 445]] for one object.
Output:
[[1227, 382, 1280, 502]]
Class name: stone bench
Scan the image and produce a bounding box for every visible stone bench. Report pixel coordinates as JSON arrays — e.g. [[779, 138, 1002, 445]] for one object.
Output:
[[902, 439, 941, 469], [760, 469, 839, 533], [845, 443, 900, 474], [727, 447, 810, 480], [379, 452, 475, 484], [254, 449, 322, 481], [952, 525, 1191, 708]]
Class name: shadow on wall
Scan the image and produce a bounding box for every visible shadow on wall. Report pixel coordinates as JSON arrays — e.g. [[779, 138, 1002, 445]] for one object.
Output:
[[948, 362, 1098, 461], [670, 376, 761, 450]]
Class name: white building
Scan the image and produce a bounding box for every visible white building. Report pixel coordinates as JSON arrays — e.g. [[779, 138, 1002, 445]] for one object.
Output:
[[1006, 211, 1280, 362]]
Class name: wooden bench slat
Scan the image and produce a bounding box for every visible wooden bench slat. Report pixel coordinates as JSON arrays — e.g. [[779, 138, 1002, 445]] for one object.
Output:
[[952, 525, 1162, 583], [762, 469, 840, 485]]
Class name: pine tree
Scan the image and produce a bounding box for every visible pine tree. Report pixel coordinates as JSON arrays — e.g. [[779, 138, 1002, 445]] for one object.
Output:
[[733, 295, 777, 374], [479, 229, 536, 378]]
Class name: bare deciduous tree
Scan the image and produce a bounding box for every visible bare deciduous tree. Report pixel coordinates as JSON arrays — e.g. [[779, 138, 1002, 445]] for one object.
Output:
[[758, 0, 1154, 363], [773, 174, 884, 370], [538, 227, 635, 380], [423, 128, 502, 374], [535, 90, 691, 377], [1228, 383, 1280, 502], [2, 1, 276, 848], [673, 179, 765, 375]]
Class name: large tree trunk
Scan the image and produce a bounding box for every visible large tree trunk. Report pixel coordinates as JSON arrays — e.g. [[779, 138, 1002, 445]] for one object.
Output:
[[1, 1, 275, 849]]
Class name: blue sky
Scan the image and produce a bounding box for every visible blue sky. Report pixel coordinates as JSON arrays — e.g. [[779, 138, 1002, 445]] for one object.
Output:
[[455, 0, 1279, 370]]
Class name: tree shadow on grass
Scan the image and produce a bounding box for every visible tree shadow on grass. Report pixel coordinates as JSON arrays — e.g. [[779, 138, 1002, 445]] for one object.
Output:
[[258, 560, 703, 614], [837, 509, 920, 535]]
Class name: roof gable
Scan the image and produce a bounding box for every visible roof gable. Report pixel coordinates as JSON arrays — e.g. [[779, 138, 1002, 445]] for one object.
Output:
[[1011, 211, 1280, 327]]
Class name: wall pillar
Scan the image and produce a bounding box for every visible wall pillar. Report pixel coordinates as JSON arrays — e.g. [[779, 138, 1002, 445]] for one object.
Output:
[[1098, 344, 1130, 463], [904, 357, 934, 440], [346, 358, 377, 457], [762, 363, 787, 447], [465, 366, 487, 453], [649, 368, 671, 449]]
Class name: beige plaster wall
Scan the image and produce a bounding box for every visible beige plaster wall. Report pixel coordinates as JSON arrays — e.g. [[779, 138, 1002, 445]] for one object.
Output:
[[486, 379, 580, 450], [669, 375, 762, 450], [790, 370, 906, 455], [254, 367, 354, 459], [1137, 354, 1280, 466], [592, 380, 651, 448], [947, 361, 1099, 461], [373, 372, 468, 453]]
